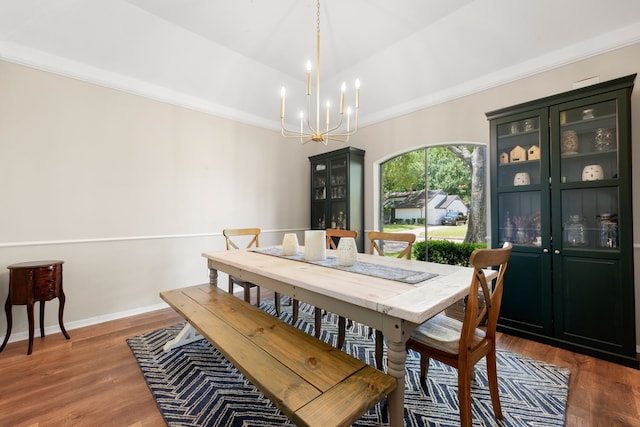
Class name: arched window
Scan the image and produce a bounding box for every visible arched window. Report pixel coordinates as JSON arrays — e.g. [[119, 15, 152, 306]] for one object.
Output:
[[375, 143, 487, 260]]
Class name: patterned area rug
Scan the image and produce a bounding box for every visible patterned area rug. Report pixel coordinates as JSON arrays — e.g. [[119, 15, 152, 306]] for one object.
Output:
[[127, 301, 570, 426]]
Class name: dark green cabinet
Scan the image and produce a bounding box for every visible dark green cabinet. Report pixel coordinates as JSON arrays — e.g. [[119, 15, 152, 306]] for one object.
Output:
[[309, 147, 365, 251], [487, 74, 638, 368]]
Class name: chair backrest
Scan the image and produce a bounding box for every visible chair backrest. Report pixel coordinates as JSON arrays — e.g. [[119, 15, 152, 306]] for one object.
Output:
[[223, 228, 260, 251], [325, 228, 358, 249], [459, 242, 512, 352], [368, 231, 416, 260]]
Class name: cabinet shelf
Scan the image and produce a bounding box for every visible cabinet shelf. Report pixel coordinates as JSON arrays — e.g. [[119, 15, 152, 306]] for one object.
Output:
[[499, 158, 540, 168], [560, 148, 617, 159], [561, 113, 616, 132]]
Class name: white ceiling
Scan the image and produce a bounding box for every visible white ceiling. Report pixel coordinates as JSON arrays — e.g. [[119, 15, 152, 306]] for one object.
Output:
[[1, 0, 640, 130]]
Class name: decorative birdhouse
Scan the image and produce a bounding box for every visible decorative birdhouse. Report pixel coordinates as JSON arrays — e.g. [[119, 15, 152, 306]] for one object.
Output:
[[527, 145, 540, 160], [510, 145, 526, 163], [500, 152, 510, 164]]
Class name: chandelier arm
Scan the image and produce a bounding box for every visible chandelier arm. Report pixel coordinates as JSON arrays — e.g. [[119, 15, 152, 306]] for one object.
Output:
[[281, 120, 312, 138], [326, 135, 351, 143], [323, 106, 360, 137], [323, 113, 346, 135]]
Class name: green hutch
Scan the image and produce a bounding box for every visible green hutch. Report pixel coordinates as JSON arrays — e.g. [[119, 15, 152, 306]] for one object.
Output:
[[487, 74, 638, 368]]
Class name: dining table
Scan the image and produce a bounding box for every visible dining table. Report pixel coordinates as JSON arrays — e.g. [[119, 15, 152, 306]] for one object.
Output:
[[202, 246, 497, 427]]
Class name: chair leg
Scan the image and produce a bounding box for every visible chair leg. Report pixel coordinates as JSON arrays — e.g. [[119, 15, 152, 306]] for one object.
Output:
[[292, 299, 299, 323], [314, 307, 322, 338], [337, 316, 346, 349], [374, 330, 384, 370], [256, 286, 260, 306], [486, 349, 503, 420], [419, 354, 430, 381], [243, 285, 251, 304], [274, 292, 281, 317], [457, 363, 473, 427]]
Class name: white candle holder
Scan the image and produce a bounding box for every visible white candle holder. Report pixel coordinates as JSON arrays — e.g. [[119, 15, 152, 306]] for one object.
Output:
[[282, 233, 299, 256], [304, 230, 326, 261], [336, 237, 358, 266]]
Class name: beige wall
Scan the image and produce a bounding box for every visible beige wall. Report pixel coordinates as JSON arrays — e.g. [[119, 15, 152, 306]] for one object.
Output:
[[2, 42, 640, 350], [0, 60, 314, 340]]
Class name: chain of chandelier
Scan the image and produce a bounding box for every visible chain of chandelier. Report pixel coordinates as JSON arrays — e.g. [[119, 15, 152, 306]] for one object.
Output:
[[280, 0, 360, 145]]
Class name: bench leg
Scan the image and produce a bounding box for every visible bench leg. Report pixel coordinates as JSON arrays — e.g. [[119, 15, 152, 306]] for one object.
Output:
[[163, 323, 204, 352]]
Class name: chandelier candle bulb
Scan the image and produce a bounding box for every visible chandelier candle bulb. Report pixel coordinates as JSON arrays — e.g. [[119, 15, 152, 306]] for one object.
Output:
[[306, 61, 312, 95], [326, 101, 330, 128], [355, 79, 360, 109], [280, 87, 285, 118], [340, 82, 346, 114]]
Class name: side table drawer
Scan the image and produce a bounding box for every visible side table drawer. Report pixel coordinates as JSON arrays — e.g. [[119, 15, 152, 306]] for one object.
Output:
[[33, 265, 61, 300]]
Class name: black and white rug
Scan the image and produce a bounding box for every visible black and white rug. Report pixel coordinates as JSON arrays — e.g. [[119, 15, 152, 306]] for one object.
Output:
[[128, 301, 570, 426]]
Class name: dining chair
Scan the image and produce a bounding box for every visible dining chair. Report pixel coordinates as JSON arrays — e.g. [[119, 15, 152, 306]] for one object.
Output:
[[405, 242, 512, 427], [223, 228, 283, 315], [367, 231, 416, 369], [312, 228, 358, 348]]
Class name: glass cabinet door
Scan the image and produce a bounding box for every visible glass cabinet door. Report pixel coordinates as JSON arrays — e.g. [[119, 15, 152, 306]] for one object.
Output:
[[312, 161, 327, 201], [560, 188, 619, 249], [554, 98, 621, 252], [311, 161, 327, 228], [329, 157, 348, 228], [330, 157, 347, 200], [494, 110, 548, 248], [558, 99, 618, 184], [497, 192, 542, 246]]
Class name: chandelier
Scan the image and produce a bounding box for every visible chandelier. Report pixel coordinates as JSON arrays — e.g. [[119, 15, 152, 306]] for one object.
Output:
[[280, 0, 360, 145]]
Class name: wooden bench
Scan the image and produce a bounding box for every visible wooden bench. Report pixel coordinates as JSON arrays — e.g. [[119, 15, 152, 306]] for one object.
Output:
[[160, 284, 397, 427]]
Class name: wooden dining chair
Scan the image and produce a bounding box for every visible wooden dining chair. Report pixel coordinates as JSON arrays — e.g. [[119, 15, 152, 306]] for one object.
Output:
[[311, 228, 358, 349], [223, 228, 283, 315], [367, 231, 416, 369], [405, 242, 512, 427]]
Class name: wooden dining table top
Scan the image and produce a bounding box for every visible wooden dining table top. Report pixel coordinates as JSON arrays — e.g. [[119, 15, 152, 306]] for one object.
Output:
[[202, 246, 495, 326]]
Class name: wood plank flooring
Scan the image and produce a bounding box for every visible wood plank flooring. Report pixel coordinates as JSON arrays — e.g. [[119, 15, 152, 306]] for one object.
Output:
[[1, 296, 639, 426]]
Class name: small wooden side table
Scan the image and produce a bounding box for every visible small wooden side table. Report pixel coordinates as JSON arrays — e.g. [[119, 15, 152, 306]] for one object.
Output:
[[1, 260, 70, 355]]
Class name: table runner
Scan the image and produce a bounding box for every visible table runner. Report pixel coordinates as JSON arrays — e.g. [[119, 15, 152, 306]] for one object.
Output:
[[254, 247, 437, 284]]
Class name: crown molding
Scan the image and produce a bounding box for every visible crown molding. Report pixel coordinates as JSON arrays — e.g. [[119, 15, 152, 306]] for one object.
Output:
[[360, 22, 640, 127], [0, 41, 279, 131], [2, 20, 640, 132]]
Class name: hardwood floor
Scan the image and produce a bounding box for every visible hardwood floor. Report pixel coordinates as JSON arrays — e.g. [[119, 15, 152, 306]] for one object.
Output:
[[1, 300, 639, 426]]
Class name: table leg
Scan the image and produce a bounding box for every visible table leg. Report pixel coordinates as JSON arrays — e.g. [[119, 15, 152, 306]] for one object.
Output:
[[386, 339, 407, 427], [58, 291, 70, 340], [0, 296, 12, 352], [39, 300, 45, 337], [27, 302, 34, 355], [208, 262, 218, 287]]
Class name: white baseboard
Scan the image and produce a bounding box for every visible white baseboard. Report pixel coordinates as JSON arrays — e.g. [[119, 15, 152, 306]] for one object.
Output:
[[4, 302, 169, 345]]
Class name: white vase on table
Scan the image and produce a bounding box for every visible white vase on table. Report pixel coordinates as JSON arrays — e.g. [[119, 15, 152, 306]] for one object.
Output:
[[282, 233, 299, 256], [304, 230, 326, 261], [336, 237, 358, 266]]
